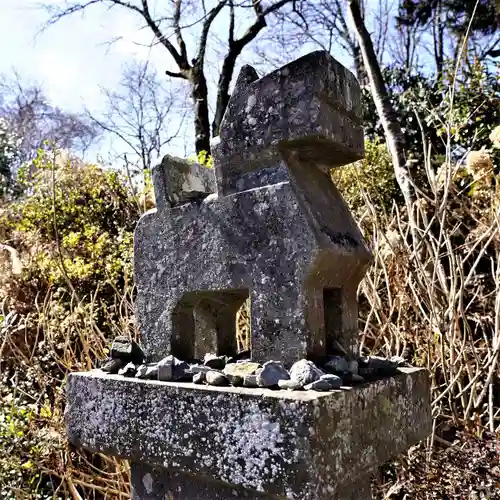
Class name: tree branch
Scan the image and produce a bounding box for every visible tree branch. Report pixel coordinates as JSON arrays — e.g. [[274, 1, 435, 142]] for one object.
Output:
[[210, 0, 293, 136], [195, 0, 227, 67], [173, 0, 189, 64], [140, 0, 190, 70], [165, 70, 187, 79]]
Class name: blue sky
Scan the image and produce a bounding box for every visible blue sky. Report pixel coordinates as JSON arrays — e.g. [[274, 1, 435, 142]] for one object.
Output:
[[0, 1, 355, 164]]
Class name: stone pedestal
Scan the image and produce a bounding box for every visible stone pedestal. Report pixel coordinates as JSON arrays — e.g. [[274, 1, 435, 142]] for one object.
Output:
[[66, 368, 430, 499]]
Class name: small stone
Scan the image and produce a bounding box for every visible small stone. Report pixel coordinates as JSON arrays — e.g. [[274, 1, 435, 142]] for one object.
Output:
[[203, 353, 227, 370], [226, 374, 243, 386], [189, 364, 212, 374], [157, 355, 191, 382], [135, 363, 158, 379], [278, 379, 304, 390], [257, 360, 290, 387], [226, 350, 251, 363], [157, 356, 173, 381], [289, 359, 324, 386], [304, 379, 335, 391], [243, 374, 259, 387], [223, 362, 260, 378], [390, 355, 407, 367], [206, 371, 229, 386], [193, 372, 205, 384], [319, 374, 343, 388], [359, 356, 398, 377], [344, 373, 365, 384], [100, 358, 124, 374], [118, 362, 137, 377], [110, 336, 145, 364], [347, 360, 359, 375], [323, 355, 349, 374]]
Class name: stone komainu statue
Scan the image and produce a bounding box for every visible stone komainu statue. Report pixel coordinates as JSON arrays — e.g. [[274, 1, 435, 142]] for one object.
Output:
[[134, 51, 372, 367]]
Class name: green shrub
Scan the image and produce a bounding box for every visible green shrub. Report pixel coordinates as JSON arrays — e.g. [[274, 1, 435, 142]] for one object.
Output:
[[331, 139, 401, 216], [0, 149, 138, 496]]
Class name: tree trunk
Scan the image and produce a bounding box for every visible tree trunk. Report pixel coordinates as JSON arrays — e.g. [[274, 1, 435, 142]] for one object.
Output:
[[348, 0, 414, 209], [212, 51, 238, 138], [191, 65, 211, 155], [352, 44, 368, 88]]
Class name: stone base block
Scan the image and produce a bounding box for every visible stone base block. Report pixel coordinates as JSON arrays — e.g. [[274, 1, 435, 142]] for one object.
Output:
[[131, 463, 373, 500], [65, 368, 431, 500]]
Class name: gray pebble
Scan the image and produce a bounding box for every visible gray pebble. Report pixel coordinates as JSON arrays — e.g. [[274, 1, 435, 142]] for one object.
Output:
[[203, 353, 227, 370], [289, 359, 324, 386], [110, 336, 145, 365], [344, 373, 365, 384], [243, 374, 259, 387], [100, 358, 124, 374], [257, 360, 290, 387], [226, 374, 243, 386], [319, 374, 343, 389], [347, 360, 359, 375], [157, 355, 191, 382], [189, 364, 212, 374], [206, 371, 228, 386], [278, 379, 303, 390], [324, 355, 349, 374], [305, 379, 335, 391], [118, 362, 137, 377], [136, 363, 160, 380]]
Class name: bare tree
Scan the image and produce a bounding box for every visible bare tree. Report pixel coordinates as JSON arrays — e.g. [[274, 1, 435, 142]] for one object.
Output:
[[0, 74, 100, 169], [43, 0, 297, 156], [88, 60, 184, 175]]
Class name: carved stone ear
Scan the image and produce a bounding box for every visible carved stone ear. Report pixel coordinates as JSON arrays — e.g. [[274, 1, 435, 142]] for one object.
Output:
[[230, 65, 259, 103]]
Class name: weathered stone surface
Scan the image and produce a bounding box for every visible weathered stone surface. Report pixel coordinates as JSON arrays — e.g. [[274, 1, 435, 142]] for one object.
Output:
[[304, 379, 335, 391], [289, 359, 324, 386], [205, 371, 228, 386], [243, 374, 259, 388], [359, 356, 400, 378], [65, 50, 433, 500], [347, 359, 359, 375], [157, 355, 191, 382], [135, 50, 372, 368], [319, 374, 343, 389], [223, 362, 260, 378], [118, 362, 137, 377], [193, 372, 205, 384], [323, 355, 349, 374], [203, 354, 227, 370], [136, 363, 159, 380], [212, 50, 364, 196], [130, 463, 373, 500], [278, 379, 304, 391], [66, 367, 431, 500], [256, 360, 289, 387], [110, 336, 145, 365], [152, 154, 216, 212], [100, 358, 124, 374]]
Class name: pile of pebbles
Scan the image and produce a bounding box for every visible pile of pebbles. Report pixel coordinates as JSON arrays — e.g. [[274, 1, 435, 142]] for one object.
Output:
[[99, 336, 408, 393]]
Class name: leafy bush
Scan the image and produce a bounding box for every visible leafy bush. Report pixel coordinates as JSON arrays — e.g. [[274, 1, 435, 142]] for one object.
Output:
[[0, 149, 138, 496], [331, 139, 401, 216]]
